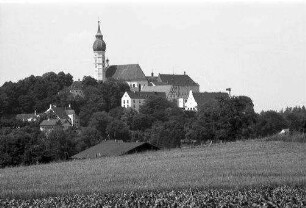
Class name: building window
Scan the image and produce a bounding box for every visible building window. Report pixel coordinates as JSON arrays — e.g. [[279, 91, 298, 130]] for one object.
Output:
[[133, 100, 135, 103], [123, 100, 125, 104], [133, 84, 135, 88], [127, 100, 129, 104]]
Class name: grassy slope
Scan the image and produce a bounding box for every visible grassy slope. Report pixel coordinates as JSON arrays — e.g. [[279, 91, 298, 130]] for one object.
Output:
[[0, 140, 306, 198]]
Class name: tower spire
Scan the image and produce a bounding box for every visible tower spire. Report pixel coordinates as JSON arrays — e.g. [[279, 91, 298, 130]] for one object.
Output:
[[93, 20, 106, 82], [96, 20, 103, 39]]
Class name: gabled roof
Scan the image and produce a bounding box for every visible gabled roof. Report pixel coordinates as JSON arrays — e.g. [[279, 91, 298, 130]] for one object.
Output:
[[193, 92, 228, 106], [149, 81, 168, 86], [52, 107, 70, 120], [141, 85, 173, 95], [106, 64, 147, 81], [40, 119, 62, 126], [45, 105, 73, 120], [71, 140, 159, 159], [158, 74, 199, 86], [146, 76, 159, 83], [40, 118, 72, 127], [126, 91, 166, 99]]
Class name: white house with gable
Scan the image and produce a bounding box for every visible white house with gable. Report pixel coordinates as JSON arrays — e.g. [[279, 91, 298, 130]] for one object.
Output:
[[121, 91, 166, 112]]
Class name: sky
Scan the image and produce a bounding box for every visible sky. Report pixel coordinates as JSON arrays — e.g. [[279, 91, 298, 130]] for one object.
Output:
[[0, 0, 305, 112]]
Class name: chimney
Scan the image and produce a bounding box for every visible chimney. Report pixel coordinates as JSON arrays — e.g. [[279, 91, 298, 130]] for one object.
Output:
[[151, 72, 154, 77], [106, 58, 109, 67], [184, 71, 186, 75]]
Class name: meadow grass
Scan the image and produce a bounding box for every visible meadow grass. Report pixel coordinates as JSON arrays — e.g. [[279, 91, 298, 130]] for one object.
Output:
[[0, 139, 306, 198], [264, 132, 306, 143]]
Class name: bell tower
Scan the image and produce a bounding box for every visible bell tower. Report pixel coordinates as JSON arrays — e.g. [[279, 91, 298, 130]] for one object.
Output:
[[92, 21, 106, 81]]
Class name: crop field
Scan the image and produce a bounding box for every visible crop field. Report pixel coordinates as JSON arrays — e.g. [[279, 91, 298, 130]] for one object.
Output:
[[0, 139, 306, 206], [1, 139, 306, 196]]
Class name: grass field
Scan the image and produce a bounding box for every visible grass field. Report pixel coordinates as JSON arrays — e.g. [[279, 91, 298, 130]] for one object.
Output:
[[0, 139, 306, 199]]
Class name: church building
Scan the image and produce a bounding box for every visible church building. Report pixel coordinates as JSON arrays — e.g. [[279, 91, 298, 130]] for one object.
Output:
[[92, 21, 148, 91]]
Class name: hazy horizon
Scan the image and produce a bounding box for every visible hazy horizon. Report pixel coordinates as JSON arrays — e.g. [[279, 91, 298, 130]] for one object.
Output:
[[0, 1, 305, 112]]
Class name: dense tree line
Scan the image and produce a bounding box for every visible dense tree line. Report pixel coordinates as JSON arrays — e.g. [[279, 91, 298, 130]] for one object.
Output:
[[0, 73, 305, 168], [0, 72, 73, 117]]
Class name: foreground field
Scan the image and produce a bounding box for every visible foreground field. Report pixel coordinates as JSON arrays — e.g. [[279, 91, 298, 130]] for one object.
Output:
[[1, 185, 305, 207], [0, 140, 306, 199]]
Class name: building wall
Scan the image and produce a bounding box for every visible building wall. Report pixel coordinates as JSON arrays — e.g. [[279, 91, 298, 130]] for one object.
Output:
[[127, 80, 149, 91], [94, 51, 105, 81], [67, 114, 80, 127], [178, 98, 184, 108], [74, 118, 80, 128], [130, 98, 145, 111], [169, 85, 199, 108]]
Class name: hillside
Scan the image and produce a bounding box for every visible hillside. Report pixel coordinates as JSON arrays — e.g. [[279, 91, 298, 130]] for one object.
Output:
[[0, 139, 305, 199]]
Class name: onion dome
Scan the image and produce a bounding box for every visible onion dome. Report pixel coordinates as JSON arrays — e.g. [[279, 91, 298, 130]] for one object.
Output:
[[93, 21, 106, 52]]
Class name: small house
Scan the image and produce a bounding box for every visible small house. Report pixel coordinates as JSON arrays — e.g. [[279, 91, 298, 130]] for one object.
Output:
[[71, 140, 160, 159]]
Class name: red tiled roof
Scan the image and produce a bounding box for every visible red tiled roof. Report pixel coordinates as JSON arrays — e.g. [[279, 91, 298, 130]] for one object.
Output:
[[71, 140, 159, 159], [127, 91, 166, 99], [149, 81, 168, 86], [141, 85, 172, 95], [51, 107, 70, 120], [146, 76, 159, 83], [158, 74, 199, 86], [106, 64, 147, 81]]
